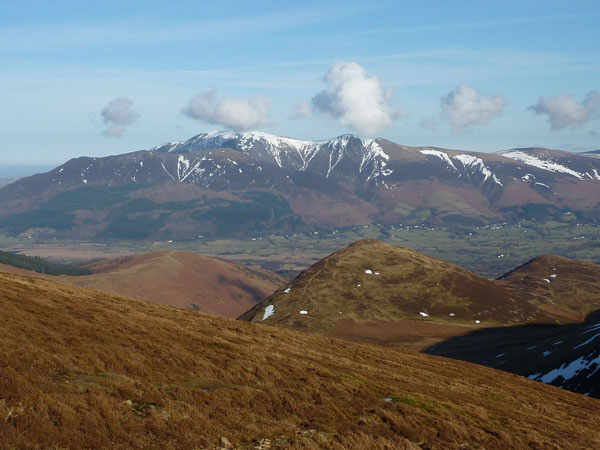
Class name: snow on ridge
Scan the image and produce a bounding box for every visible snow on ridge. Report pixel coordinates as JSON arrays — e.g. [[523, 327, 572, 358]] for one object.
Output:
[[454, 154, 503, 186], [501, 150, 585, 180], [151, 141, 183, 152], [160, 131, 387, 159], [421, 149, 502, 186], [361, 139, 389, 161], [420, 149, 458, 172], [361, 140, 391, 182], [149, 131, 395, 180]]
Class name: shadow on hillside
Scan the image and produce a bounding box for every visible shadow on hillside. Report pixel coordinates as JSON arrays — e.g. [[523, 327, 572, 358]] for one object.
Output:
[[424, 309, 600, 367]]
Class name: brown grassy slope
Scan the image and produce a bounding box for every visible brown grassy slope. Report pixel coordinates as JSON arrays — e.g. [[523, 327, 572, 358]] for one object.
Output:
[[239, 239, 549, 348], [59, 250, 283, 317], [1, 272, 599, 449], [497, 254, 600, 321]]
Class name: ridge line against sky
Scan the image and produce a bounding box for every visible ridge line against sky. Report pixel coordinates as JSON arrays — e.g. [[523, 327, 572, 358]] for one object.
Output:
[[1, 0, 599, 166]]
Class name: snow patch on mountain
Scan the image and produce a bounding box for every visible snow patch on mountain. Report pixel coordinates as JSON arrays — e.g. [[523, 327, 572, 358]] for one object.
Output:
[[152, 141, 183, 152], [262, 305, 275, 320], [454, 154, 503, 186], [529, 353, 600, 384], [420, 149, 502, 186], [420, 149, 458, 172], [502, 151, 585, 180], [573, 333, 600, 350]]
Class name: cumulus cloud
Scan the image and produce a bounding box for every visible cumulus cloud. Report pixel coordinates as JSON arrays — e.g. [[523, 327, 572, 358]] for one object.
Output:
[[311, 61, 405, 135], [528, 90, 600, 130], [101, 97, 139, 137], [291, 101, 312, 119], [182, 89, 271, 131], [440, 83, 504, 132]]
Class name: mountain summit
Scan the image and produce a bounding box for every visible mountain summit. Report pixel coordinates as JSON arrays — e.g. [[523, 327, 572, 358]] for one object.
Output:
[[152, 130, 392, 182]]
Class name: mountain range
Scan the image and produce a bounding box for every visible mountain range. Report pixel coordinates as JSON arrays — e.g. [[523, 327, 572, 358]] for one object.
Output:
[[2, 131, 600, 239]]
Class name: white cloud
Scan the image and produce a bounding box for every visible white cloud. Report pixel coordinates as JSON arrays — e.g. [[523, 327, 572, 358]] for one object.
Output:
[[311, 61, 405, 135], [528, 90, 600, 130], [291, 101, 312, 119], [419, 115, 438, 131], [101, 97, 139, 137], [440, 83, 504, 132], [182, 89, 271, 131]]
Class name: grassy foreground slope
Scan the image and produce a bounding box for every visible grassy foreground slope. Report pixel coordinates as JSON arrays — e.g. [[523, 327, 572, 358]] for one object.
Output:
[[1, 272, 599, 449]]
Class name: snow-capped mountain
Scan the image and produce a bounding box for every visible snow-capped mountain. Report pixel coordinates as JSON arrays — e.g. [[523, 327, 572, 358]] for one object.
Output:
[[151, 131, 600, 191], [153, 131, 391, 183], [2, 131, 600, 240]]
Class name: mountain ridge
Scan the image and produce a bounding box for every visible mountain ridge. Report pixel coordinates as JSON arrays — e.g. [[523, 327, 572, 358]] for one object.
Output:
[[2, 130, 600, 240]]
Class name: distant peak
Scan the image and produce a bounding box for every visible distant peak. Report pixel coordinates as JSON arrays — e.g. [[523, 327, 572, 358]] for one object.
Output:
[[184, 130, 368, 146]]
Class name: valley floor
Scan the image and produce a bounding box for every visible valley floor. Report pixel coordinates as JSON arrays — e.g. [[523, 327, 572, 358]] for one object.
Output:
[[2, 219, 600, 279]]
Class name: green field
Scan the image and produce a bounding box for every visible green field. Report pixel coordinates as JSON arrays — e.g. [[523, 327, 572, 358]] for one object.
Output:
[[1, 217, 599, 279]]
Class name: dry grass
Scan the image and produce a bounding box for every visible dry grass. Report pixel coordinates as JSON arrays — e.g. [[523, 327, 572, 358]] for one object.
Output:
[[498, 254, 600, 321], [0, 249, 284, 319], [1, 271, 599, 449], [241, 239, 549, 343], [61, 250, 284, 317]]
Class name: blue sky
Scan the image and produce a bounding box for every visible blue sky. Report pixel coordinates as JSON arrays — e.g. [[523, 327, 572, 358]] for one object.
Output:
[[1, 0, 599, 167]]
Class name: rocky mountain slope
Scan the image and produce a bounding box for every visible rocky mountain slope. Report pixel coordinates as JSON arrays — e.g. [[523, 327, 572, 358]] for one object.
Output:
[[2, 131, 600, 240], [1, 271, 599, 449]]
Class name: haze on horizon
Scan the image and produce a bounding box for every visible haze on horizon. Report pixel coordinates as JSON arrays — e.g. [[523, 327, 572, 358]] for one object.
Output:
[[1, 0, 599, 168]]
